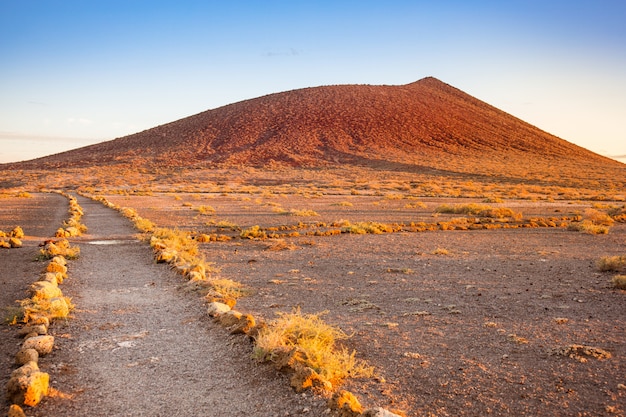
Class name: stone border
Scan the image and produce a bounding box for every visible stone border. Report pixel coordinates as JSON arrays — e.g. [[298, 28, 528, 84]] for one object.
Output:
[[4, 193, 83, 416]]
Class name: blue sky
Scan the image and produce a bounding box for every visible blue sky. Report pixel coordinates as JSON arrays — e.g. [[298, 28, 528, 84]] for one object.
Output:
[[1, 1, 625, 163]]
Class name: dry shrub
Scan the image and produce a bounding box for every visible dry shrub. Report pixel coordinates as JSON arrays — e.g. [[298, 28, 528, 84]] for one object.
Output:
[[133, 217, 155, 233], [432, 248, 449, 255], [611, 275, 626, 290], [607, 205, 626, 222], [266, 240, 298, 251], [151, 228, 198, 260], [240, 225, 267, 239], [214, 220, 239, 230], [341, 221, 395, 234], [210, 278, 248, 299], [404, 202, 427, 209], [287, 209, 319, 217], [195, 205, 216, 215], [253, 309, 373, 384], [597, 256, 626, 272], [435, 203, 521, 219], [332, 201, 354, 207], [568, 221, 610, 235]]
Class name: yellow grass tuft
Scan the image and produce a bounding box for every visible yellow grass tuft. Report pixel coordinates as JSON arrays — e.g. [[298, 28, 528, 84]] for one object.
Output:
[[240, 225, 267, 239], [253, 308, 373, 384], [611, 275, 626, 290], [435, 203, 521, 219], [597, 256, 626, 272], [340, 221, 395, 234]]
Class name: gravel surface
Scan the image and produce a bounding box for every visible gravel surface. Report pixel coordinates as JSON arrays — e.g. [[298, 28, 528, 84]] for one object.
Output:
[[3, 195, 329, 416]]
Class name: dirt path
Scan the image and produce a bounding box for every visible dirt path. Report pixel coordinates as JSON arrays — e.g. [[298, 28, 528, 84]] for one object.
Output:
[[29, 196, 328, 416]]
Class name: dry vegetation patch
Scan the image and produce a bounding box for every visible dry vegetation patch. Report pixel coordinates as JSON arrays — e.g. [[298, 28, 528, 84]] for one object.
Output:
[[75, 187, 625, 416], [253, 309, 373, 386]]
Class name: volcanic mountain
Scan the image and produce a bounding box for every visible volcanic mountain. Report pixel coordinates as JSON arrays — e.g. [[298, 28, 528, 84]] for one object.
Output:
[[7, 77, 624, 183]]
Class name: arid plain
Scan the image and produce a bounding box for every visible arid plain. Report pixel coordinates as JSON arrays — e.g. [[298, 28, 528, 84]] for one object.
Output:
[[1, 78, 625, 416]]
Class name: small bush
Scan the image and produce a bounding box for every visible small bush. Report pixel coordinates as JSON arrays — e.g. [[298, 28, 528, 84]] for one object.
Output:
[[253, 309, 373, 384], [435, 203, 520, 219], [134, 217, 155, 233], [196, 205, 216, 215], [341, 221, 394, 234], [214, 220, 239, 230], [584, 208, 614, 226], [611, 275, 626, 289], [287, 209, 319, 217], [404, 202, 427, 209], [240, 225, 267, 239], [607, 205, 626, 222], [568, 221, 610, 235], [210, 278, 249, 299], [597, 256, 626, 272]]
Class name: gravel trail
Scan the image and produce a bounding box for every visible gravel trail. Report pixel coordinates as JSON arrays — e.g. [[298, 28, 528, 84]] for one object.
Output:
[[29, 195, 327, 416]]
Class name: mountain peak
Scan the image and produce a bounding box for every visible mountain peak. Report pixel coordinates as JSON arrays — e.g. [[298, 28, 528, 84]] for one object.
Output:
[[5, 77, 622, 186]]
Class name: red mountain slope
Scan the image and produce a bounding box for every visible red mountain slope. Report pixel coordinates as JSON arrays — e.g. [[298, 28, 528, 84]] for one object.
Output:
[[6, 77, 623, 180]]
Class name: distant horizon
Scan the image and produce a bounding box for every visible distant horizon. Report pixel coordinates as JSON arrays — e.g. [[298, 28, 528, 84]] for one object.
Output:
[[1, 1, 624, 165]]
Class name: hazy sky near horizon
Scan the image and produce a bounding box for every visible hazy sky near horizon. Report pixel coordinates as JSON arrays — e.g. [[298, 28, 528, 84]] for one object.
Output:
[[1, 0, 625, 163]]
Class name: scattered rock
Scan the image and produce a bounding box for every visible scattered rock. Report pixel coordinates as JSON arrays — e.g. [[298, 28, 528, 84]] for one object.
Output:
[[9, 226, 24, 238], [9, 237, 23, 248], [551, 344, 612, 362], [328, 390, 363, 417], [246, 321, 267, 341], [42, 271, 65, 284], [290, 365, 332, 392], [8, 404, 27, 417], [362, 407, 404, 417], [6, 362, 49, 407], [15, 349, 39, 366], [17, 324, 48, 337], [22, 335, 55, 356], [204, 290, 237, 308], [155, 249, 177, 263], [29, 281, 63, 301], [206, 301, 231, 317], [28, 316, 50, 327], [217, 310, 243, 327], [45, 262, 67, 275], [51, 255, 67, 266], [230, 313, 256, 335], [46, 297, 72, 319]]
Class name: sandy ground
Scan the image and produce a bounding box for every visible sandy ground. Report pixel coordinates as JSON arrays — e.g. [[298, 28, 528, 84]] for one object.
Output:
[[1, 195, 328, 416], [2, 191, 625, 416], [103, 192, 626, 416]]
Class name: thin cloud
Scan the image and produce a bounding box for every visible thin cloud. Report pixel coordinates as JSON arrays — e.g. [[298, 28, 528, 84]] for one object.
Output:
[[66, 117, 93, 126], [0, 131, 99, 144], [263, 48, 300, 57]]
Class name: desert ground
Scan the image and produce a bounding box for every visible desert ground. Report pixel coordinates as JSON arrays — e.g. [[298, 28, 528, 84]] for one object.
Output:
[[1, 186, 625, 416]]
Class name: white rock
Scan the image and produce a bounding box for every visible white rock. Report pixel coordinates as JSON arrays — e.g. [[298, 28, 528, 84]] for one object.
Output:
[[207, 302, 231, 317]]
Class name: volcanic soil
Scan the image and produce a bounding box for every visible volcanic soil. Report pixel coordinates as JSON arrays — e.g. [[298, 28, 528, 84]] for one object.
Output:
[[101, 191, 626, 417], [1, 194, 329, 416], [1, 190, 625, 416]]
